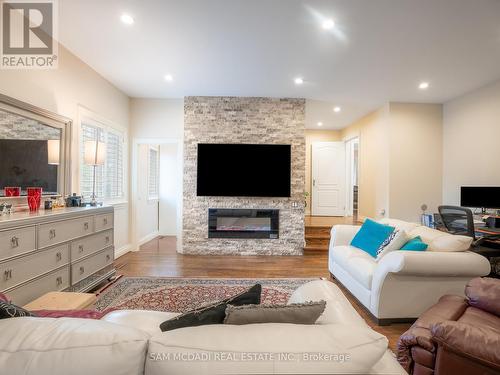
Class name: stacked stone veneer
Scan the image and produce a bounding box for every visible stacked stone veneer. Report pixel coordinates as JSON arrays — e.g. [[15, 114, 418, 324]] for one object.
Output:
[[182, 97, 306, 255], [0, 111, 60, 140]]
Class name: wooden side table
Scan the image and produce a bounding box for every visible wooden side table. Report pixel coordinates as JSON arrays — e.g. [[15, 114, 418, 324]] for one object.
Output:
[[23, 292, 97, 311]]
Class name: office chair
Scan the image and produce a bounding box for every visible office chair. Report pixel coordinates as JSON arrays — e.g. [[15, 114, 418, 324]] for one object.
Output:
[[438, 205, 500, 246]]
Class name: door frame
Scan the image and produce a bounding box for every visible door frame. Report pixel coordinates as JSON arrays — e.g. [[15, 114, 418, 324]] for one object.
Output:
[[130, 138, 183, 252], [311, 141, 346, 216], [344, 136, 359, 217]]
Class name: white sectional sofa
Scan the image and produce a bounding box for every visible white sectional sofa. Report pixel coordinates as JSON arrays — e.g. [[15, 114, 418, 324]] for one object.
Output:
[[0, 280, 406, 375], [329, 218, 491, 324]]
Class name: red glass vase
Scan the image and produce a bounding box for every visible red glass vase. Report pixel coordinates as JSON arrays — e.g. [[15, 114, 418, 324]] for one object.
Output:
[[4, 187, 20, 197], [27, 187, 43, 212]]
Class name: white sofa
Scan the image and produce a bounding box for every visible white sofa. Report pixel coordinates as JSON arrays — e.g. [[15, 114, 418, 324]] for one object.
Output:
[[329, 218, 491, 324], [0, 280, 407, 375]]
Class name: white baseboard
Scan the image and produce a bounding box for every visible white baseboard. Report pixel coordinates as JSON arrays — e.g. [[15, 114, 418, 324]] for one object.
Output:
[[115, 243, 133, 259], [138, 231, 159, 246]]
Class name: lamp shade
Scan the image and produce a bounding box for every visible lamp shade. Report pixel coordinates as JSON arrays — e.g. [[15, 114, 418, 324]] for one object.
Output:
[[47, 139, 60, 165], [84, 140, 106, 166]]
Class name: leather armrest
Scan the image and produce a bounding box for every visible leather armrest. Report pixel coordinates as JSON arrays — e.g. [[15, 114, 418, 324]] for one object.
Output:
[[465, 277, 500, 317], [396, 295, 468, 372], [431, 321, 500, 371]]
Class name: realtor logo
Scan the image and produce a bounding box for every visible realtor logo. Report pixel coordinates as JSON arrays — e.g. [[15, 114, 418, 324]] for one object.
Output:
[[1, 0, 58, 69]]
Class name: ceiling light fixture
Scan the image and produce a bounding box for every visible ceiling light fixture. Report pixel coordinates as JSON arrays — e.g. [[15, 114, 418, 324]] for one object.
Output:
[[419, 82, 430, 90], [317, 122, 323, 127], [120, 13, 134, 25], [164, 74, 173, 82], [294, 77, 304, 85], [322, 19, 335, 30], [333, 106, 341, 113]]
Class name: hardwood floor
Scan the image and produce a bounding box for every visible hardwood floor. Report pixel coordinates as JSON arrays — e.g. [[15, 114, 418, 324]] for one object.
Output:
[[115, 229, 410, 351]]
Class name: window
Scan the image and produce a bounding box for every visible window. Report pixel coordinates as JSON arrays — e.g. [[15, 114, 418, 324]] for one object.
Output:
[[80, 120, 125, 201], [148, 146, 159, 200]]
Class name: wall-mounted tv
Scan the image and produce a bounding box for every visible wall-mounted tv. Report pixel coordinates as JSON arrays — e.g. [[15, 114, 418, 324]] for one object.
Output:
[[197, 143, 291, 197]]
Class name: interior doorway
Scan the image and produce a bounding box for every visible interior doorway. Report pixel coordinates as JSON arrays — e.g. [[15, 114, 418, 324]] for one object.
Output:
[[131, 139, 182, 251]]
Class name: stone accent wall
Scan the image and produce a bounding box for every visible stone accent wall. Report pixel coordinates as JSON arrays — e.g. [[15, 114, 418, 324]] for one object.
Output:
[[182, 97, 306, 255], [0, 111, 60, 140]]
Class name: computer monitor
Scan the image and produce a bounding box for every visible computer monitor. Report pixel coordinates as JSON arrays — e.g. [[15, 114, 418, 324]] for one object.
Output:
[[460, 186, 500, 209]]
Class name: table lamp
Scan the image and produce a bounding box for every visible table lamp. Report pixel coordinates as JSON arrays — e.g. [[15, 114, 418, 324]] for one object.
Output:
[[84, 140, 106, 206]]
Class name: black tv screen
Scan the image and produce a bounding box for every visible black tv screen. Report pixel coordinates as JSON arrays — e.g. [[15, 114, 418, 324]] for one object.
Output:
[[461, 186, 500, 209], [197, 144, 291, 197]]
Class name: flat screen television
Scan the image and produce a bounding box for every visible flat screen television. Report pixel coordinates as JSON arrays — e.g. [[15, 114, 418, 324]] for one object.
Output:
[[461, 186, 500, 209], [197, 143, 291, 197]]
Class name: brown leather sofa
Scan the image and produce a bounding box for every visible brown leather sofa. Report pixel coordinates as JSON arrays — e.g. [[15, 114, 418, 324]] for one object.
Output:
[[397, 277, 500, 375]]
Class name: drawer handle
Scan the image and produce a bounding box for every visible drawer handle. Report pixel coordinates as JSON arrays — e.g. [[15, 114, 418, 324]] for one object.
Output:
[[56, 276, 63, 286], [84, 222, 89, 230], [106, 254, 111, 261], [79, 266, 85, 274], [56, 252, 62, 261], [103, 218, 108, 225], [49, 229, 56, 239], [105, 236, 110, 243], [10, 236, 19, 248], [78, 244, 84, 253], [3, 269, 12, 281]]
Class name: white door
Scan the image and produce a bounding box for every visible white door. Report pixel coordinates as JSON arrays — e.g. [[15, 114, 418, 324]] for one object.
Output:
[[312, 142, 346, 216]]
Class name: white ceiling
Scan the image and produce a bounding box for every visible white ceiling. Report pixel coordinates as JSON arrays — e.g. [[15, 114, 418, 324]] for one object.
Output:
[[59, 0, 500, 129]]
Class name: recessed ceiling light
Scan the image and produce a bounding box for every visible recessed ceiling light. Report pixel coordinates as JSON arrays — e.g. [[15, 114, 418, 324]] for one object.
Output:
[[317, 122, 323, 127], [419, 82, 430, 90], [322, 19, 335, 30], [294, 77, 304, 85], [164, 74, 173, 82], [333, 106, 341, 113], [120, 13, 134, 25]]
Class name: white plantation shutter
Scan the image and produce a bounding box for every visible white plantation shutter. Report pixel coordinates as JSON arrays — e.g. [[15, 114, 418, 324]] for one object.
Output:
[[148, 147, 159, 199], [80, 121, 125, 201]]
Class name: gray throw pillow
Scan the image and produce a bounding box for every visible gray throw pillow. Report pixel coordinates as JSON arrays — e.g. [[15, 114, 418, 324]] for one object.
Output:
[[223, 301, 326, 325]]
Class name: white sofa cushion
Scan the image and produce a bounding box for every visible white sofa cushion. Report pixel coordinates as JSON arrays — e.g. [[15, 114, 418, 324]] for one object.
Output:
[[146, 323, 388, 375], [330, 245, 376, 289], [409, 226, 472, 251], [378, 218, 420, 234], [102, 309, 179, 336], [0, 317, 149, 375], [376, 230, 410, 261]]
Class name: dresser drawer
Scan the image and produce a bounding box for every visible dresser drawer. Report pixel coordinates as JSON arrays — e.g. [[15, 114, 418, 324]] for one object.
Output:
[[71, 247, 114, 284], [0, 243, 69, 291], [6, 266, 70, 306], [95, 213, 113, 232], [0, 226, 36, 261], [71, 230, 113, 262], [38, 216, 93, 249]]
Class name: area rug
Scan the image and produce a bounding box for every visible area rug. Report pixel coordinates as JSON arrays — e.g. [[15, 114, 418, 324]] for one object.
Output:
[[94, 277, 318, 312]]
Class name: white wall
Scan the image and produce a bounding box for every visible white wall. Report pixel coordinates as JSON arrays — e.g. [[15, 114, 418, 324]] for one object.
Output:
[[443, 79, 500, 205], [159, 143, 179, 235], [0, 44, 132, 257], [130, 98, 184, 248]]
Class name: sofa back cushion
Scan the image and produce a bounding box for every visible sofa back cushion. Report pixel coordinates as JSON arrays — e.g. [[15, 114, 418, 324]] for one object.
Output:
[[378, 218, 420, 234], [146, 323, 388, 375], [409, 226, 472, 252], [465, 277, 500, 317], [351, 219, 395, 257], [0, 317, 149, 375]]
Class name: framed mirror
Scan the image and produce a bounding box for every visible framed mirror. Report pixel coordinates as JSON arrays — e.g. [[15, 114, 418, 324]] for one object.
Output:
[[0, 94, 71, 198]]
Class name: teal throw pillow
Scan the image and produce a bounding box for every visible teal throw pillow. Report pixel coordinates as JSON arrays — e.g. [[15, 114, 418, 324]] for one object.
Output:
[[401, 236, 428, 251], [351, 219, 395, 258]]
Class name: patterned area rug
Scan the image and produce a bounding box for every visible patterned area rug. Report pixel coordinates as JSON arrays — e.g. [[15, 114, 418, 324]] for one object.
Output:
[[95, 277, 317, 312]]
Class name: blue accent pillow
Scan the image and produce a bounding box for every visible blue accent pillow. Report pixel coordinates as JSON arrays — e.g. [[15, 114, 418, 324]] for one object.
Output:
[[351, 219, 395, 257], [401, 236, 428, 251]]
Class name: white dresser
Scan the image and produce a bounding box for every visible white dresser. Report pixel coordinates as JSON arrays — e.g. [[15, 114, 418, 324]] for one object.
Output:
[[0, 206, 116, 305]]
